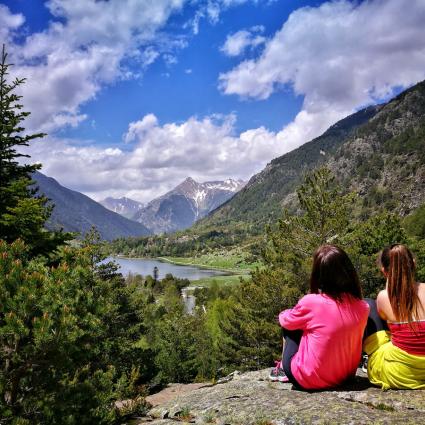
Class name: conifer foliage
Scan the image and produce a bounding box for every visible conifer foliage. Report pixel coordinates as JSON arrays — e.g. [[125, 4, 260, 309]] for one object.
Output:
[[0, 237, 150, 424], [0, 45, 68, 256]]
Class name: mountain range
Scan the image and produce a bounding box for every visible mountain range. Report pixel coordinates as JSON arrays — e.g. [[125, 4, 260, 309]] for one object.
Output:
[[32, 173, 245, 239], [132, 177, 245, 234], [33, 80, 425, 244], [32, 172, 151, 241], [99, 197, 144, 219], [116, 79, 425, 257]]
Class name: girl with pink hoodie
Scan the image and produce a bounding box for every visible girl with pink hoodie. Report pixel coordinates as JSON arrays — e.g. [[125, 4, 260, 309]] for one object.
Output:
[[270, 245, 369, 390]]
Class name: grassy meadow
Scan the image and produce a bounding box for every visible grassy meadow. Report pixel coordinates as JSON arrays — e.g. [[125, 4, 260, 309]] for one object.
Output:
[[159, 249, 261, 273]]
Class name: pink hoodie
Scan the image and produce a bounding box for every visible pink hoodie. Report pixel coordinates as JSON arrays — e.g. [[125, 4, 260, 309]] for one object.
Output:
[[279, 293, 369, 390]]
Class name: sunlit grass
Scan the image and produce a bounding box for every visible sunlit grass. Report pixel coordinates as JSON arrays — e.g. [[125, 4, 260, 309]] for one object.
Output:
[[189, 274, 250, 288]]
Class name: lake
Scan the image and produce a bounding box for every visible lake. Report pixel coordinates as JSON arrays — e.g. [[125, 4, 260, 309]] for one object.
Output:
[[108, 257, 229, 281]]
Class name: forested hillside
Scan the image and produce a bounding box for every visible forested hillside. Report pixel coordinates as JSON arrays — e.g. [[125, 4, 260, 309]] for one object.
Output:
[[329, 82, 425, 217]]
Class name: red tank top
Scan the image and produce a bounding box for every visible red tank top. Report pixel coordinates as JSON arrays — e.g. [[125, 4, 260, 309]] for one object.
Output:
[[388, 321, 425, 355]]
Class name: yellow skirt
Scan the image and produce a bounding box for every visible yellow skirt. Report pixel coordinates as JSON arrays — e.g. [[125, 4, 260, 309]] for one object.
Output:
[[363, 330, 425, 390]]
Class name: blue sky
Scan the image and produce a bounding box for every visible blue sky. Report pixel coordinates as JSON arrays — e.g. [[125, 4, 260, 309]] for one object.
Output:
[[1, 0, 425, 202]]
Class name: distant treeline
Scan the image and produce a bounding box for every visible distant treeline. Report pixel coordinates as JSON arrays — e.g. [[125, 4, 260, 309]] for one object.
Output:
[[109, 225, 263, 259]]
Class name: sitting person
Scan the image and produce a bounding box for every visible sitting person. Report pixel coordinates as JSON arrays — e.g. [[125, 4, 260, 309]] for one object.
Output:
[[270, 245, 369, 390], [363, 244, 425, 390]]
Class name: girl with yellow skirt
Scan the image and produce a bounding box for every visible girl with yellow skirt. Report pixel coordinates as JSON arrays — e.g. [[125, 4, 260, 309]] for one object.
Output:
[[363, 244, 425, 390]]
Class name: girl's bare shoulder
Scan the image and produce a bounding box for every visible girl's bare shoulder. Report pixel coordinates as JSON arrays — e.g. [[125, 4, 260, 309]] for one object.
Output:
[[376, 289, 393, 321], [417, 282, 425, 307], [376, 289, 389, 304]]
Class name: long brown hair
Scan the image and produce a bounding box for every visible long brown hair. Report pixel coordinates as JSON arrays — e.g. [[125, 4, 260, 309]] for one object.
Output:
[[380, 244, 419, 323], [310, 245, 362, 302]]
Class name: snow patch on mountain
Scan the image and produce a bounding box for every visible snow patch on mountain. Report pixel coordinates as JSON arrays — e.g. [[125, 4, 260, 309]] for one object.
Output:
[[132, 177, 245, 234], [100, 197, 144, 220]]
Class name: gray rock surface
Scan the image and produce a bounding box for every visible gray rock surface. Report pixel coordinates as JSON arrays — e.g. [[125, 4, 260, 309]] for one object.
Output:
[[139, 369, 425, 425]]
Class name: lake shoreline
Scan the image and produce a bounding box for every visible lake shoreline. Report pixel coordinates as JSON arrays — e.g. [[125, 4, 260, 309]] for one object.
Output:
[[113, 254, 246, 275]]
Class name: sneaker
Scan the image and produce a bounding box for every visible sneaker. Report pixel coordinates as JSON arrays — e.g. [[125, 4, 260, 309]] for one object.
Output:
[[268, 360, 290, 383], [361, 354, 368, 373]]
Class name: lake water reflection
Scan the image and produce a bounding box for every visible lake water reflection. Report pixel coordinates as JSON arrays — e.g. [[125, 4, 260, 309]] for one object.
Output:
[[108, 257, 229, 281]]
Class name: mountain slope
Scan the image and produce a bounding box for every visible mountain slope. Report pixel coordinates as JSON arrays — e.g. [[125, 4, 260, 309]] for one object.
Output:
[[100, 197, 144, 219], [196, 105, 381, 231], [328, 82, 425, 216], [132, 177, 245, 234], [196, 80, 425, 233], [33, 172, 151, 241]]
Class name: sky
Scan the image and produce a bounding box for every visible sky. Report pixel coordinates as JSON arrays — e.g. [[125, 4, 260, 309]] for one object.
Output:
[[1, 0, 425, 203]]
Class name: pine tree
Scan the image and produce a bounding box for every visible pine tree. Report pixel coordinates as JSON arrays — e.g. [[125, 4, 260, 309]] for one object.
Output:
[[0, 44, 69, 256], [267, 167, 355, 261]]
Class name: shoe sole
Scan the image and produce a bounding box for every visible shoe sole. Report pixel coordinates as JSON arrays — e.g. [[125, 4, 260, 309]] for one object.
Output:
[[268, 375, 289, 383]]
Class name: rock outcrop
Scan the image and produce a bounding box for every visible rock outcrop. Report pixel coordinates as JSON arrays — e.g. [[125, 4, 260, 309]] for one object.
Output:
[[136, 369, 425, 424]]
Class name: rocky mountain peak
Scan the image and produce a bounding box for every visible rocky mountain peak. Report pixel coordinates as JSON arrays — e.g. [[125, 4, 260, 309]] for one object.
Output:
[[183, 176, 196, 184], [132, 176, 246, 234], [205, 178, 245, 192], [175, 177, 201, 196]]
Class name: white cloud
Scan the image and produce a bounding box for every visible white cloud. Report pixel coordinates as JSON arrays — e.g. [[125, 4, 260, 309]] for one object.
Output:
[[141, 47, 160, 67], [222, 30, 253, 56], [2, 0, 267, 132], [1, 0, 187, 133], [163, 53, 178, 66], [0, 4, 24, 44], [24, 113, 288, 203], [187, 0, 264, 35], [221, 26, 266, 57], [219, 0, 425, 150], [124, 114, 159, 143]]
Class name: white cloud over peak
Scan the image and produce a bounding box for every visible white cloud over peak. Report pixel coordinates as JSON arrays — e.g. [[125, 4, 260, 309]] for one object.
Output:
[[219, 0, 425, 151], [24, 112, 293, 203], [221, 26, 266, 57], [1, 0, 187, 133]]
